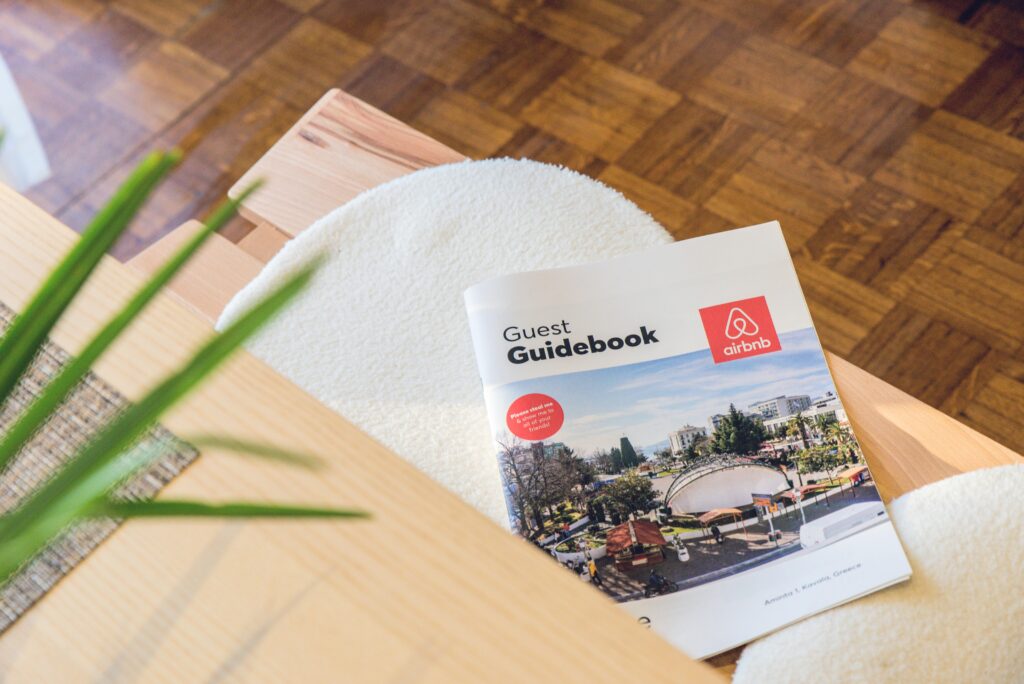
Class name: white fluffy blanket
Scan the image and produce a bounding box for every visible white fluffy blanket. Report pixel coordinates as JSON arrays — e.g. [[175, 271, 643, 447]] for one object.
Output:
[[735, 464, 1024, 683], [218, 159, 670, 523]]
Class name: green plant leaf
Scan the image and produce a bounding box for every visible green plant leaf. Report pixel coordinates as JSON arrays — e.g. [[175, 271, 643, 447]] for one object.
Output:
[[0, 439, 167, 577], [0, 182, 262, 475], [90, 499, 367, 520], [0, 261, 319, 580], [185, 434, 322, 469], [0, 151, 178, 408]]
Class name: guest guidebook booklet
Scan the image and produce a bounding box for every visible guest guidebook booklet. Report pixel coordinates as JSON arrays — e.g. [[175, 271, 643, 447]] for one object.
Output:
[[464, 221, 912, 659]]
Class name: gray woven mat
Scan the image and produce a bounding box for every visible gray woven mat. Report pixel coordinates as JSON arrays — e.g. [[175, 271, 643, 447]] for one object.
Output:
[[0, 302, 198, 632]]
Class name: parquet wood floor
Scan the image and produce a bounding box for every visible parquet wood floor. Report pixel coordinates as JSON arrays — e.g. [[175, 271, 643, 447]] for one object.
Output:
[[3, 0, 1023, 454]]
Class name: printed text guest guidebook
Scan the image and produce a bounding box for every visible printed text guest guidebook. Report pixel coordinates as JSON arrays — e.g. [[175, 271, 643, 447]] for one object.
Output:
[[464, 222, 911, 658]]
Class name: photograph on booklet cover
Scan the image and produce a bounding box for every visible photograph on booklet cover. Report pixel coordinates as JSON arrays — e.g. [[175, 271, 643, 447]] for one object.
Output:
[[465, 222, 912, 658]]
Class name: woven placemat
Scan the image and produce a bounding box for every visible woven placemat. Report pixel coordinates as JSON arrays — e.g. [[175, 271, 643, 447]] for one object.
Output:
[[0, 301, 198, 632]]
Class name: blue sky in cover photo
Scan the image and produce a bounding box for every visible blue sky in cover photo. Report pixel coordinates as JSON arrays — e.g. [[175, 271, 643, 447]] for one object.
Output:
[[494, 328, 838, 456]]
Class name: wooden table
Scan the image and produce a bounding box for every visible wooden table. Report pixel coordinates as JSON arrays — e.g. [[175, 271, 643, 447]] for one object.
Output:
[[0, 184, 722, 682], [0, 89, 1017, 681]]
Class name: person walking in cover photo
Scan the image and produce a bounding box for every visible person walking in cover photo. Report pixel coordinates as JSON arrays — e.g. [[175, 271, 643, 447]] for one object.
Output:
[[588, 557, 602, 586]]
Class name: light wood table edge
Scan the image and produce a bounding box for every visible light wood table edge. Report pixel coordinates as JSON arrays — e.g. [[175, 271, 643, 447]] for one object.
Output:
[[228, 88, 466, 238], [0, 182, 724, 683]]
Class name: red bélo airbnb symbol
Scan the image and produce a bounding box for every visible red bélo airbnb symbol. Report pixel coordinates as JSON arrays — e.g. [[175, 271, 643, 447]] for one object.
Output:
[[506, 393, 564, 441], [724, 307, 760, 339], [699, 296, 781, 364]]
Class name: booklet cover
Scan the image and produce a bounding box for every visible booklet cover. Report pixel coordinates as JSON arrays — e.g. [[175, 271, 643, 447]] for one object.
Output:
[[464, 221, 912, 658]]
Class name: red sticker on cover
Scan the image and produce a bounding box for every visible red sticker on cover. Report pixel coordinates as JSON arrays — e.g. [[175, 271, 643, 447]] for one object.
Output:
[[506, 393, 564, 440]]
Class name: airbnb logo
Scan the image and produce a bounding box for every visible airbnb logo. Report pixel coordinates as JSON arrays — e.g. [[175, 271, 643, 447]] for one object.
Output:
[[724, 307, 760, 339], [699, 296, 781, 364]]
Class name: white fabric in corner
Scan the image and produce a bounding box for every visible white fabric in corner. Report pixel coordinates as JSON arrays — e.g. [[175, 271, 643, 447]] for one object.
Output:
[[734, 464, 1024, 684], [218, 159, 671, 523], [0, 54, 50, 192]]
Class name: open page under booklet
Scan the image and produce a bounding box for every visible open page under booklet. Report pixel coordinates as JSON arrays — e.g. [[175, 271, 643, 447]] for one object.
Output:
[[464, 221, 911, 659]]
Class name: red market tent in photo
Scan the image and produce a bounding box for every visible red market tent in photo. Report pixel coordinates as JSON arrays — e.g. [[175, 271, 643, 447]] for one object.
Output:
[[697, 508, 747, 541], [605, 520, 671, 571], [835, 465, 870, 483], [792, 483, 832, 498], [779, 488, 822, 502], [605, 520, 668, 555], [697, 508, 742, 526]]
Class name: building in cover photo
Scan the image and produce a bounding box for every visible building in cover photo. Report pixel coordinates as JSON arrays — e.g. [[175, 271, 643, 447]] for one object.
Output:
[[748, 394, 812, 419], [668, 425, 707, 455]]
